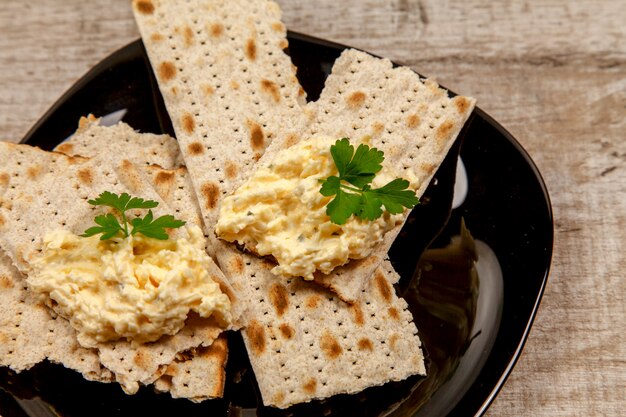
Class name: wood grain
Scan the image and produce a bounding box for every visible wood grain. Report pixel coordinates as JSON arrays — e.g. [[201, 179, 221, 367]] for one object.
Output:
[[1, 0, 625, 415]]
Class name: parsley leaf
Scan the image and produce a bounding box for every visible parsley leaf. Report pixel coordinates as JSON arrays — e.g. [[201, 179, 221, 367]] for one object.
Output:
[[320, 139, 419, 224], [82, 192, 185, 240], [130, 211, 186, 240], [326, 189, 362, 225], [329, 138, 384, 188], [82, 214, 124, 240], [362, 179, 420, 215]]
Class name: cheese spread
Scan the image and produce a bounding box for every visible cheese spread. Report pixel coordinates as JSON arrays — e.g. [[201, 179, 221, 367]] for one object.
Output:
[[215, 136, 410, 280], [28, 225, 231, 346]]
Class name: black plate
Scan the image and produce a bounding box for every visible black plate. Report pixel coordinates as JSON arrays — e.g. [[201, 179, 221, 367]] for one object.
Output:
[[1, 32, 553, 417]]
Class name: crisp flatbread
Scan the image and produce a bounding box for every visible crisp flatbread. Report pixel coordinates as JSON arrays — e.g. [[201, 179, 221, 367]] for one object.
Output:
[[226, 251, 425, 408], [0, 252, 113, 382], [53, 118, 240, 400], [0, 140, 232, 399], [131, 0, 308, 244], [253, 49, 476, 303], [56, 114, 185, 169]]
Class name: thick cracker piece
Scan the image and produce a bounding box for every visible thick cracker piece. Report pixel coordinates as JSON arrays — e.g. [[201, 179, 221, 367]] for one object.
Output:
[[0, 141, 232, 399], [0, 252, 113, 382], [153, 335, 229, 402], [132, 0, 308, 235], [0, 142, 166, 273], [55, 115, 185, 169], [54, 124, 240, 399], [53, 119, 245, 324], [222, 251, 425, 409], [258, 49, 476, 302]]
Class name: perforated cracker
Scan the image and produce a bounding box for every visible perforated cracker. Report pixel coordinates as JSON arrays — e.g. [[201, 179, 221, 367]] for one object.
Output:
[[224, 252, 425, 408], [0, 141, 233, 399], [55, 115, 185, 169], [257, 49, 476, 302], [0, 252, 113, 382], [132, 0, 308, 234], [153, 335, 229, 402]]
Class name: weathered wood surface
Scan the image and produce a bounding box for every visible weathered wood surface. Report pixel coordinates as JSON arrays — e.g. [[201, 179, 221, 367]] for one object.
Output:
[[1, 0, 624, 415]]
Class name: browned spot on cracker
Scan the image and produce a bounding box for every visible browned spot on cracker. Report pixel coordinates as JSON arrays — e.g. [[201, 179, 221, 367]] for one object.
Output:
[[187, 142, 204, 156], [77, 168, 93, 185], [269, 283, 289, 316], [347, 91, 366, 109], [27, 165, 42, 179], [209, 23, 224, 38], [66, 155, 82, 165], [170, 86, 178, 96], [273, 392, 285, 405], [230, 80, 240, 90], [279, 323, 294, 339], [0, 173, 10, 186], [212, 275, 236, 303], [284, 133, 299, 148], [0, 214, 5, 227], [133, 348, 149, 367], [372, 122, 385, 135], [420, 163, 436, 175], [435, 120, 455, 144], [0, 275, 13, 289], [320, 330, 342, 359], [305, 294, 320, 309], [298, 86, 306, 97], [158, 61, 176, 82], [407, 114, 420, 129], [181, 113, 195, 134], [375, 270, 392, 303], [230, 255, 244, 274], [388, 307, 400, 321], [351, 303, 364, 326], [55, 143, 74, 154], [245, 38, 257, 61], [453, 96, 471, 115], [225, 161, 238, 180], [155, 170, 175, 185], [183, 26, 194, 47], [246, 320, 266, 355], [134, 0, 154, 14], [150, 33, 164, 42], [303, 378, 317, 394], [389, 333, 400, 351], [260, 79, 281, 103], [164, 363, 178, 377], [201, 336, 227, 359], [271, 22, 285, 32], [247, 120, 265, 150], [202, 84, 215, 97], [358, 338, 373, 351], [200, 182, 219, 209], [278, 39, 288, 49]]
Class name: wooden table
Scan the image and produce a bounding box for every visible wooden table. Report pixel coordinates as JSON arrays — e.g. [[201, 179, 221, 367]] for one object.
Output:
[[1, 1, 624, 415]]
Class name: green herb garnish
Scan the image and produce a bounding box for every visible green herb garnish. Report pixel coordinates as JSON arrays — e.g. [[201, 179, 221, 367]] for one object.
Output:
[[319, 138, 419, 225], [81, 191, 185, 240]]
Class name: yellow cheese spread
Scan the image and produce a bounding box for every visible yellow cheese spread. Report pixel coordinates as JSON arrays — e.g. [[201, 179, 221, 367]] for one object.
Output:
[[215, 136, 408, 280], [28, 225, 231, 346]]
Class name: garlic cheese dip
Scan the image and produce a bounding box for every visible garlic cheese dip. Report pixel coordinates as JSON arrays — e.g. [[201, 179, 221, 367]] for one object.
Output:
[[28, 225, 231, 346], [216, 136, 412, 280]]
